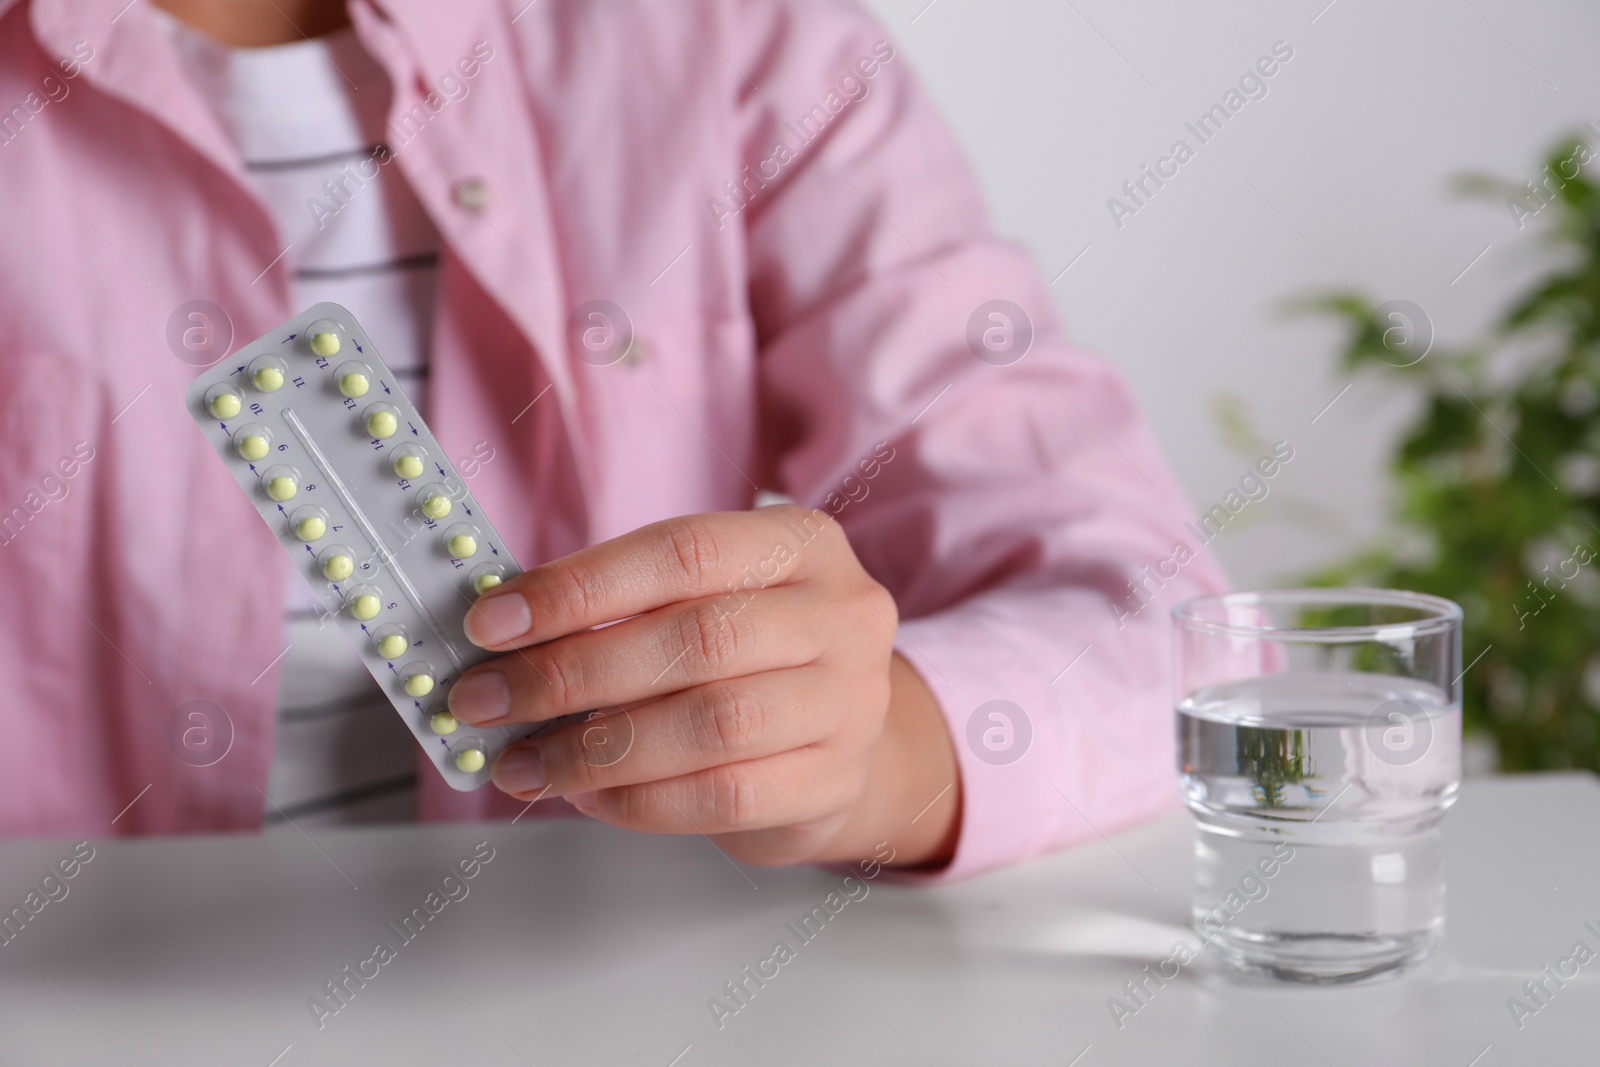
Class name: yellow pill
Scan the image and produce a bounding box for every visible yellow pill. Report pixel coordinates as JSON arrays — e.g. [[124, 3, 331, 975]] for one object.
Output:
[[421, 494, 452, 520], [321, 554, 354, 581], [238, 435, 270, 461], [473, 573, 503, 595], [266, 475, 298, 501], [253, 366, 285, 392], [338, 372, 369, 398], [350, 594, 381, 621], [405, 673, 435, 698], [429, 710, 460, 736], [295, 515, 327, 541], [310, 331, 341, 357], [393, 454, 425, 480], [367, 410, 398, 439], [208, 393, 242, 419], [454, 747, 486, 773], [377, 633, 408, 659], [448, 534, 478, 559]]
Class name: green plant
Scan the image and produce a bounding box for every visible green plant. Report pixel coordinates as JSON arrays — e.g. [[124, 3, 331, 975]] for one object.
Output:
[[1295, 135, 1600, 773], [1236, 725, 1313, 808]]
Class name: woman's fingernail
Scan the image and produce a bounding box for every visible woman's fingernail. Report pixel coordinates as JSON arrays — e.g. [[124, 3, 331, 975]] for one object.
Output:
[[449, 671, 511, 725], [465, 593, 532, 648], [492, 747, 547, 796], [567, 790, 598, 816]]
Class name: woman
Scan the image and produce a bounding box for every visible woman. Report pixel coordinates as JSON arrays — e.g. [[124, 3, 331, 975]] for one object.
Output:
[[0, 0, 1223, 877]]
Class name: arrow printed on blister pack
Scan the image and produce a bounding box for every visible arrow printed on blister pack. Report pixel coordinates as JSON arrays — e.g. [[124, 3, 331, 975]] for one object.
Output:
[[408, 422, 419, 436], [353, 340, 363, 353], [381, 380, 390, 395]]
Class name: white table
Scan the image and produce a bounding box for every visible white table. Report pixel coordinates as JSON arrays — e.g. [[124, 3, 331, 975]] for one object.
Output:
[[0, 774, 1594, 1065]]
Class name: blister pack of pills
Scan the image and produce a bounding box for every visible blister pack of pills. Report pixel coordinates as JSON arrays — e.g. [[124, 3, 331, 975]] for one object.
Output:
[[186, 302, 560, 791]]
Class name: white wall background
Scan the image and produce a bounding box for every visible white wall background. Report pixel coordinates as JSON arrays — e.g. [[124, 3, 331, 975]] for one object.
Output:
[[860, 0, 1600, 585]]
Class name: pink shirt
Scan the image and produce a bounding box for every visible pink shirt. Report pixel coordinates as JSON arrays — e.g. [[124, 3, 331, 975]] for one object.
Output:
[[0, 0, 1226, 880]]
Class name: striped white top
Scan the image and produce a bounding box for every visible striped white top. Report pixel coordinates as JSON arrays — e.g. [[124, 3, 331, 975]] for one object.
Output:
[[165, 17, 439, 827]]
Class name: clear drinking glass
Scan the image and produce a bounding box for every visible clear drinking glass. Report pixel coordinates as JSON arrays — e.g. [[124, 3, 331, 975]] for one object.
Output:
[[1172, 588, 1463, 984]]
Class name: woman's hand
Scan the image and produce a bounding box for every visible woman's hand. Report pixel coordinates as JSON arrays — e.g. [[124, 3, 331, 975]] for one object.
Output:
[[447, 506, 961, 868]]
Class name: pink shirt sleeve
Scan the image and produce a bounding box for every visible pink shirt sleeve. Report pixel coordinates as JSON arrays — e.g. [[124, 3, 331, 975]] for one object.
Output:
[[730, 0, 1231, 881]]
